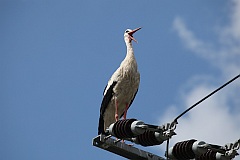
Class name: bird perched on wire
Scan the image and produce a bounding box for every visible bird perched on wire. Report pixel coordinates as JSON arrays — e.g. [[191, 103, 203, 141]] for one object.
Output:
[[98, 27, 141, 135]]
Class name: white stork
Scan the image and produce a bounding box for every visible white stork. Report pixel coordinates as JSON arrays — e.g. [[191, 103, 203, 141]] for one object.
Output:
[[98, 27, 141, 135]]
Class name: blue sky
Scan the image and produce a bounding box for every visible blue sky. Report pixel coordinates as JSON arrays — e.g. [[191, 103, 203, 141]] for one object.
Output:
[[1, 1, 240, 160]]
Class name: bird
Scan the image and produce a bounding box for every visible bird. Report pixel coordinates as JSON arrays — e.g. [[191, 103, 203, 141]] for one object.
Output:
[[98, 27, 141, 135]]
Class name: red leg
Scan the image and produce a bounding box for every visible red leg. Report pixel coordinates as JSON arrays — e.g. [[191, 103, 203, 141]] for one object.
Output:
[[115, 98, 119, 122], [120, 103, 129, 143], [123, 103, 129, 119], [114, 99, 120, 141]]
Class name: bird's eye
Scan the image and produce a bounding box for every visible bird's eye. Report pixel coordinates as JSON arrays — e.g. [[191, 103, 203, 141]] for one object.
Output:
[[125, 30, 130, 33]]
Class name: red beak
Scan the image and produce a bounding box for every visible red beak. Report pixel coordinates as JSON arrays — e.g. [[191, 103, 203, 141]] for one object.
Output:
[[128, 27, 141, 43]]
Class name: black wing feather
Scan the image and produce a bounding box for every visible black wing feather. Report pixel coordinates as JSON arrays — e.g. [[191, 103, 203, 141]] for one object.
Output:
[[98, 81, 117, 135]]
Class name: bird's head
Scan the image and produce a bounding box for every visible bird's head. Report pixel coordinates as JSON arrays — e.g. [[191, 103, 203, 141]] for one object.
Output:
[[124, 27, 141, 43]]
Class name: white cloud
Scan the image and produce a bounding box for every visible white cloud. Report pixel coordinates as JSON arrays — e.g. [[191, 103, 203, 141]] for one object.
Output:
[[173, 2, 240, 78], [222, 0, 240, 41], [158, 0, 240, 157], [172, 17, 213, 57]]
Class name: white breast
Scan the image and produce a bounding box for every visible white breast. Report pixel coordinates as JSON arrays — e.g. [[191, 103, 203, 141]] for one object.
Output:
[[103, 61, 140, 131]]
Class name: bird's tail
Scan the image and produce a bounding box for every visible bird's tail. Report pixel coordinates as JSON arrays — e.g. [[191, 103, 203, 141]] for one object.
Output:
[[98, 115, 105, 135]]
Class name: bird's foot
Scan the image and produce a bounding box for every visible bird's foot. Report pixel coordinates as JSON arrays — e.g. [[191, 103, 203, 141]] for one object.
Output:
[[103, 135, 112, 140], [115, 114, 119, 121], [114, 138, 121, 144]]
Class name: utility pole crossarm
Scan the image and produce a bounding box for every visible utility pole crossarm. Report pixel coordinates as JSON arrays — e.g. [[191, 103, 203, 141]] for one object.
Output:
[[92, 135, 165, 160]]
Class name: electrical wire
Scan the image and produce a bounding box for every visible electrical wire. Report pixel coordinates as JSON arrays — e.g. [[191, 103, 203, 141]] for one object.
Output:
[[173, 74, 240, 123], [165, 74, 240, 159]]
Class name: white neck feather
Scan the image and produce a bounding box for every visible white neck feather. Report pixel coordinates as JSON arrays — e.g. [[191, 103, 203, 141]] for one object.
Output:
[[125, 41, 135, 60], [120, 40, 137, 70]]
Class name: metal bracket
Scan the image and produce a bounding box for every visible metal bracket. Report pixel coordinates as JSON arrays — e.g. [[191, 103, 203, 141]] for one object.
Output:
[[224, 139, 240, 158], [92, 135, 165, 160]]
